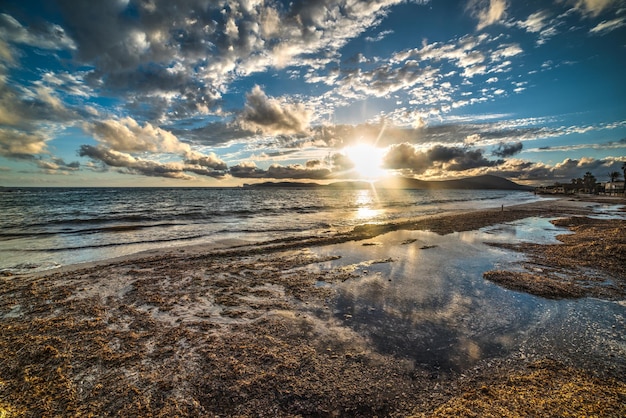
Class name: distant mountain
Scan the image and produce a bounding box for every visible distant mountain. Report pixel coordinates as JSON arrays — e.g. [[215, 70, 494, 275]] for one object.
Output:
[[246, 175, 533, 191], [243, 181, 320, 188], [374, 175, 533, 191]]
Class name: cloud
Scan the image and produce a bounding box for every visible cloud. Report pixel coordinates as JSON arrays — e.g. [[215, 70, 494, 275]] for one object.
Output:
[[80, 116, 230, 179], [0, 128, 48, 158], [365, 29, 395, 42], [36, 158, 80, 174], [84, 117, 191, 154], [466, 0, 508, 30], [569, 0, 618, 17], [518, 10, 552, 33], [184, 151, 228, 171], [0, 75, 85, 161], [338, 61, 439, 98], [47, 0, 420, 121], [382, 143, 502, 175], [78, 145, 193, 179], [492, 141, 523, 157], [0, 13, 76, 50], [237, 86, 311, 135], [228, 160, 332, 180], [491, 156, 626, 182], [589, 17, 626, 34]]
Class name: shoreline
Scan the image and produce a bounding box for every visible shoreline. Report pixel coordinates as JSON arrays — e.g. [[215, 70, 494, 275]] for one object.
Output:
[[13, 194, 618, 278], [1, 196, 625, 416]]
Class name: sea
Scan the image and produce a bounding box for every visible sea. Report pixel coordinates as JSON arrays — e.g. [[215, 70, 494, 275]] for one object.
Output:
[[0, 187, 541, 274]]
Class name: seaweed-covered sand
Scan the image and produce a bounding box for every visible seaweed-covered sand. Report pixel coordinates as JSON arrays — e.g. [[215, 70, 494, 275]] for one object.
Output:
[[1, 197, 625, 417]]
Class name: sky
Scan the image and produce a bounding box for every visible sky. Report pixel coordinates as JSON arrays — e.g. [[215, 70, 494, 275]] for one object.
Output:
[[1, 0, 625, 187]]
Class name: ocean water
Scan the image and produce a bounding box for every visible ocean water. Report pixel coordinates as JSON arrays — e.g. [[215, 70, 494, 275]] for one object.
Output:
[[0, 187, 540, 273]]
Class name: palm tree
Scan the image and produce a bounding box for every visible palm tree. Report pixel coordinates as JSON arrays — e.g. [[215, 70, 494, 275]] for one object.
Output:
[[583, 171, 596, 194], [609, 171, 620, 182]]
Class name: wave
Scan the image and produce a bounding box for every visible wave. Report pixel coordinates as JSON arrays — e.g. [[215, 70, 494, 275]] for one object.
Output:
[[0, 222, 186, 240], [2, 233, 209, 252]]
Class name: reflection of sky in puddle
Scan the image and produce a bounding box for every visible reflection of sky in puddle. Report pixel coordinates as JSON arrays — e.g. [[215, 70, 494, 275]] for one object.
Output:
[[308, 217, 626, 373], [589, 203, 626, 220]]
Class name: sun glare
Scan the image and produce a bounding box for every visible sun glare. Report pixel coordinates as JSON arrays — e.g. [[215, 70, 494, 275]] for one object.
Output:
[[343, 144, 386, 180]]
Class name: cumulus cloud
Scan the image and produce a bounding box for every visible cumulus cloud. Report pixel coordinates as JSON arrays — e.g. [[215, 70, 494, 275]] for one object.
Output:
[[0, 74, 84, 161], [238, 86, 311, 135], [0, 129, 48, 158], [45, 0, 420, 121], [382, 143, 502, 175], [466, 0, 508, 30], [229, 161, 268, 179], [84, 117, 191, 154], [80, 116, 229, 179], [78, 145, 193, 180], [184, 151, 228, 171]]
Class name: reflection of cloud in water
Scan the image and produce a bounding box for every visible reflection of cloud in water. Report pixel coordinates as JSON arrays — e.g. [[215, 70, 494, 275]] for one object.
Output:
[[310, 218, 626, 373]]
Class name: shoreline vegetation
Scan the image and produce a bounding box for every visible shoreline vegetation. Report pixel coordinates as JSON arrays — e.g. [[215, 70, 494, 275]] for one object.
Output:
[[1, 196, 625, 416]]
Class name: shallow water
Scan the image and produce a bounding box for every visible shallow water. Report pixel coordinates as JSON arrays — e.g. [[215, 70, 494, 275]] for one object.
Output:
[[308, 217, 626, 373], [0, 187, 541, 273]]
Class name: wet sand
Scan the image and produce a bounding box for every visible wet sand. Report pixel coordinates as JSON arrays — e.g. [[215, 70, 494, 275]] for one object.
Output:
[[1, 196, 625, 417]]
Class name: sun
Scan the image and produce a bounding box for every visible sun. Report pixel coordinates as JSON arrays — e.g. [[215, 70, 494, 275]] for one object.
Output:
[[343, 144, 387, 180]]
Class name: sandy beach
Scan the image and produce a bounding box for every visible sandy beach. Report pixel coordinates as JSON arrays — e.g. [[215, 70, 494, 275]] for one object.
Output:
[[1, 196, 625, 417]]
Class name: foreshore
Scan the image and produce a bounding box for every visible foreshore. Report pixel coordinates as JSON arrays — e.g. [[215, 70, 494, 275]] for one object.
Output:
[[1, 196, 625, 417]]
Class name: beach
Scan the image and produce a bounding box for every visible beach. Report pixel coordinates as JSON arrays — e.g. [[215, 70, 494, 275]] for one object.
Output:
[[1, 196, 625, 417]]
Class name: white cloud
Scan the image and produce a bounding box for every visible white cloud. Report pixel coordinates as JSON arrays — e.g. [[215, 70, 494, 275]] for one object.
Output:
[[518, 10, 552, 33], [466, 0, 508, 30], [570, 0, 617, 17], [491, 44, 523, 60], [85, 117, 191, 154], [589, 16, 626, 34]]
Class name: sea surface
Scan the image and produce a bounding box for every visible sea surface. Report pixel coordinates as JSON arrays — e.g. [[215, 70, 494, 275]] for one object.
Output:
[[0, 187, 541, 274]]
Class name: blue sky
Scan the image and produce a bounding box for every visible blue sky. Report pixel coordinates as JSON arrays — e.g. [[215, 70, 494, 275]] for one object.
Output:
[[1, 0, 625, 186]]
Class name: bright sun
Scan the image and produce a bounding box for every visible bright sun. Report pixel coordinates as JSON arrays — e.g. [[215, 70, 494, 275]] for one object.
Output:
[[343, 144, 387, 180]]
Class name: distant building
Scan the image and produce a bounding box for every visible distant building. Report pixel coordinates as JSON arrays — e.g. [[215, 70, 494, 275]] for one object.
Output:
[[603, 181, 625, 196]]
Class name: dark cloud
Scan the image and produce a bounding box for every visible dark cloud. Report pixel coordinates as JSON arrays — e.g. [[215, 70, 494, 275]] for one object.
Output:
[[36, 158, 80, 173], [170, 122, 252, 148], [266, 164, 332, 180], [78, 144, 227, 180], [492, 141, 523, 157], [0, 12, 75, 50], [78, 145, 190, 179], [229, 161, 268, 179], [382, 143, 501, 174]]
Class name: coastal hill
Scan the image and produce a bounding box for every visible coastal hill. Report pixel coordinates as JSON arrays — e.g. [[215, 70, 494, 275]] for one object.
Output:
[[247, 175, 533, 191]]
